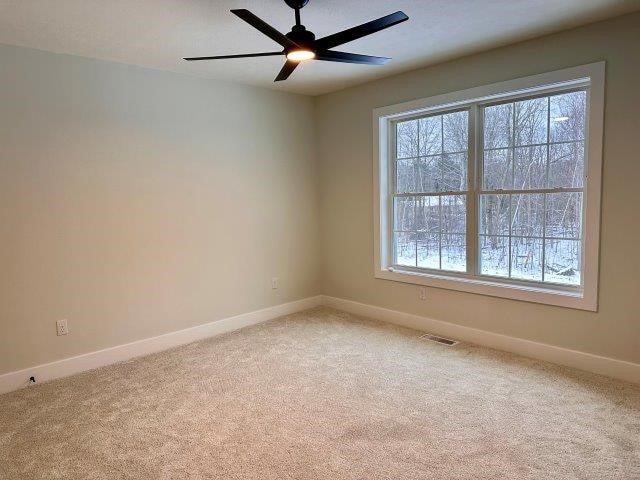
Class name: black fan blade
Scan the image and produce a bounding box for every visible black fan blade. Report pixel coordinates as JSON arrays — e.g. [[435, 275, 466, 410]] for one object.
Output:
[[184, 52, 283, 61], [274, 60, 298, 82], [315, 11, 408, 50], [315, 50, 390, 65], [231, 9, 300, 49]]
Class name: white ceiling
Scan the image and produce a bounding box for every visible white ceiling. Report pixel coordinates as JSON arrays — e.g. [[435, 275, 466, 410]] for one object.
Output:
[[0, 0, 638, 96]]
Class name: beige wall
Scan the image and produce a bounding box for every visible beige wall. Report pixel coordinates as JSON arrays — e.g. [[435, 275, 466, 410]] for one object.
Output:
[[316, 13, 640, 364], [2, 12, 639, 377], [0, 44, 320, 374]]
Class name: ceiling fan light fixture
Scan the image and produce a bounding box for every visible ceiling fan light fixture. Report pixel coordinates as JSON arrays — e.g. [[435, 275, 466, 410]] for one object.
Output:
[[286, 49, 316, 61]]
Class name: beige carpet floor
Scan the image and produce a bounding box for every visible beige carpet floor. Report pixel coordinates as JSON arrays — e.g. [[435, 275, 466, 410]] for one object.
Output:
[[1, 307, 639, 479]]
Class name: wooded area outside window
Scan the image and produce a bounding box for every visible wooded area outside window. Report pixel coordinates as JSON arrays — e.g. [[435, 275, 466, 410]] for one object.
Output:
[[373, 64, 604, 310]]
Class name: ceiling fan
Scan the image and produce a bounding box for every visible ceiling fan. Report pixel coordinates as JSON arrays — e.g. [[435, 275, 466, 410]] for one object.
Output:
[[184, 0, 409, 82]]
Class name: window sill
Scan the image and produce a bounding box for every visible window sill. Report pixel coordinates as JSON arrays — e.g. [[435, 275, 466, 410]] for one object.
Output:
[[374, 267, 596, 311]]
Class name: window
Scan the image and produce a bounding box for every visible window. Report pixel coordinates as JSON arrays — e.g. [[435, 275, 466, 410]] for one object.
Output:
[[394, 109, 469, 272], [374, 63, 604, 310]]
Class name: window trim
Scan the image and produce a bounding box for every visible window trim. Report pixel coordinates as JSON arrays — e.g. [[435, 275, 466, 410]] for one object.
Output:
[[373, 63, 604, 311]]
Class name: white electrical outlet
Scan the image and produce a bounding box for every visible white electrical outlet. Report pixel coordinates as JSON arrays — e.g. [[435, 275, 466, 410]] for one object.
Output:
[[56, 319, 69, 336], [271, 277, 279, 290], [419, 287, 427, 301]]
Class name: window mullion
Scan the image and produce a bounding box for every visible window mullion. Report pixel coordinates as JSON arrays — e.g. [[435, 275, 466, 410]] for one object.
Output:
[[542, 96, 551, 282], [508, 102, 516, 278], [468, 105, 479, 275], [439, 115, 444, 269]]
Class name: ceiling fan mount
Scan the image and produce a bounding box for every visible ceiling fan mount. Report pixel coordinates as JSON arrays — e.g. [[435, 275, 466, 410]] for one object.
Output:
[[184, 0, 408, 82]]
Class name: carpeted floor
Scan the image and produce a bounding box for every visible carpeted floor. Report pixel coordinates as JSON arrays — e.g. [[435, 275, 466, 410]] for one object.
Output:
[[1, 307, 639, 479]]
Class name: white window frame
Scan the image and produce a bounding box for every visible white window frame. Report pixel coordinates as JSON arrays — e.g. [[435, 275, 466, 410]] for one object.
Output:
[[373, 63, 604, 311]]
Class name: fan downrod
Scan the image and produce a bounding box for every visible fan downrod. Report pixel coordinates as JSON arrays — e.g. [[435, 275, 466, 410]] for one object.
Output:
[[284, 0, 309, 9]]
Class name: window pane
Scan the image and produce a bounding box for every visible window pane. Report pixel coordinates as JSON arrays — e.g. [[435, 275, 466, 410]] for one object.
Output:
[[511, 193, 544, 237], [484, 103, 513, 149], [443, 111, 468, 153], [479, 194, 510, 235], [549, 142, 584, 188], [396, 158, 417, 193], [396, 157, 439, 194], [515, 97, 548, 146], [415, 196, 440, 232], [511, 237, 543, 281], [514, 146, 546, 189], [441, 233, 466, 272], [419, 115, 442, 156], [419, 156, 440, 193], [544, 239, 581, 285], [393, 196, 415, 231], [441, 195, 466, 234], [417, 233, 439, 269], [546, 192, 582, 239], [394, 232, 416, 266], [441, 153, 467, 192], [396, 120, 419, 158], [483, 148, 513, 190], [479, 235, 509, 277], [550, 91, 586, 142]]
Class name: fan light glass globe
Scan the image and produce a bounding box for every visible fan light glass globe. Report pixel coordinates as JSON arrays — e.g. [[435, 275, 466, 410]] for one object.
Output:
[[286, 49, 316, 61]]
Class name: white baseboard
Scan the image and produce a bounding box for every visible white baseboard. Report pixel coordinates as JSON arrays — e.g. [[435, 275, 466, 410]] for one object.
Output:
[[0, 296, 323, 395], [322, 295, 640, 384], [3, 294, 636, 395]]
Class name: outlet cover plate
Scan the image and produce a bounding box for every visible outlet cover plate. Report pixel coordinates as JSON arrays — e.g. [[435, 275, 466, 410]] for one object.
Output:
[[56, 319, 69, 336]]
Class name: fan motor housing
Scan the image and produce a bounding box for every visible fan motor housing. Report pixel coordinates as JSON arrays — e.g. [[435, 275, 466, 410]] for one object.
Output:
[[286, 24, 316, 47], [284, 0, 309, 9]]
